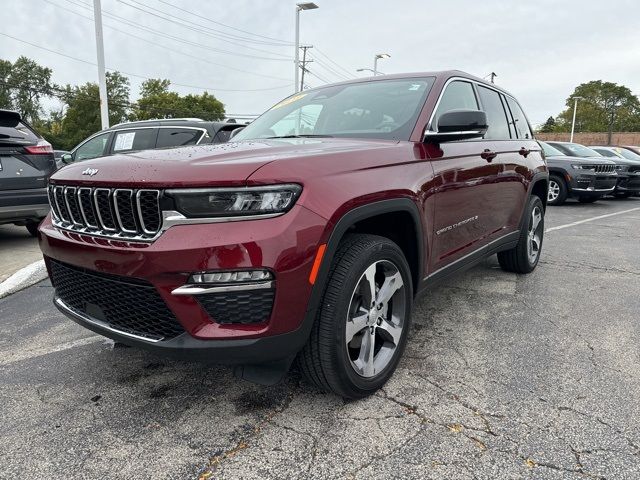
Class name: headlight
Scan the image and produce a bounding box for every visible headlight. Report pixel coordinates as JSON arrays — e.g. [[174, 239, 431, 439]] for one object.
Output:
[[571, 164, 595, 170], [616, 165, 629, 172], [166, 184, 302, 218]]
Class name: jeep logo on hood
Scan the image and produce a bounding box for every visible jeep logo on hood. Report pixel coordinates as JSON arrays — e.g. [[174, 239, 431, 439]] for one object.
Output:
[[82, 168, 99, 176]]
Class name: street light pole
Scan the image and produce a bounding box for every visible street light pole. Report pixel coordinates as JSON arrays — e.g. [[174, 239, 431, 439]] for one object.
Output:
[[93, 0, 109, 129], [570, 96, 583, 142], [294, 3, 318, 93], [373, 53, 390, 76]]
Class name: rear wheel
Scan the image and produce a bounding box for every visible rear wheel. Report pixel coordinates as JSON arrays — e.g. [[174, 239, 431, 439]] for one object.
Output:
[[298, 234, 413, 399], [547, 174, 567, 206], [578, 196, 599, 203], [497, 195, 544, 274]]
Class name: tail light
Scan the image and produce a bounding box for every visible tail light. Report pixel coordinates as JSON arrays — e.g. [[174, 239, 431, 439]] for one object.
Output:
[[24, 141, 53, 155]]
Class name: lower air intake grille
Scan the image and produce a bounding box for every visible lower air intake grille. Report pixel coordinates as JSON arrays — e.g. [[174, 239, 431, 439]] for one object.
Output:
[[51, 260, 185, 341], [196, 289, 275, 324]]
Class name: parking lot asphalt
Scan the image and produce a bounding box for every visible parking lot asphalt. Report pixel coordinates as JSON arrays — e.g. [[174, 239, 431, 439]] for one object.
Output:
[[0, 224, 42, 282], [1, 197, 639, 480]]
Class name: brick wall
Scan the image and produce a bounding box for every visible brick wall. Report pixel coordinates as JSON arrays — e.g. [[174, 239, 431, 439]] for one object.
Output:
[[536, 132, 640, 146]]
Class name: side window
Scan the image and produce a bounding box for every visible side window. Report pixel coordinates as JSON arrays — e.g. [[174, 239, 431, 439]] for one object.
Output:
[[156, 128, 203, 148], [74, 132, 111, 161], [505, 97, 533, 140], [432, 81, 478, 130], [271, 104, 323, 137], [112, 128, 157, 153], [477, 86, 511, 140]]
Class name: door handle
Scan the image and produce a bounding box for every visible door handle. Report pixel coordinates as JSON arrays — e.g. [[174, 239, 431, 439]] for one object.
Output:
[[480, 149, 497, 162], [519, 147, 530, 157]]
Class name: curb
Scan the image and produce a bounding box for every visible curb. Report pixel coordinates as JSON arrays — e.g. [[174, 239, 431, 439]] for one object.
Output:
[[0, 260, 48, 299]]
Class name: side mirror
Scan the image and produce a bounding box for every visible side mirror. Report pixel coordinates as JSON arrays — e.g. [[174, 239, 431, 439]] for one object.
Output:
[[424, 109, 488, 143], [61, 153, 73, 164], [229, 127, 245, 140]]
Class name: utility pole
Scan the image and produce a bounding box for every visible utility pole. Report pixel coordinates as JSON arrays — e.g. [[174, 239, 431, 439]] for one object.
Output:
[[294, 3, 319, 93], [570, 96, 583, 143], [489, 72, 497, 84], [299, 45, 313, 91], [93, 0, 109, 129]]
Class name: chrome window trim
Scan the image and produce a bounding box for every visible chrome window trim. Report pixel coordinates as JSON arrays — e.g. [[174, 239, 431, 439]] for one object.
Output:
[[93, 188, 117, 232], [113, 189, 138, 234], [424, 76, 527, 138]]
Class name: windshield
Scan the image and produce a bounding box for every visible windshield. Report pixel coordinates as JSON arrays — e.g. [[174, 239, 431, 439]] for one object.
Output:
[[561, 143, 602, 157], [232, 78, 435, 142], [615, 147, 640, 161], [540, 141, 564, 157]]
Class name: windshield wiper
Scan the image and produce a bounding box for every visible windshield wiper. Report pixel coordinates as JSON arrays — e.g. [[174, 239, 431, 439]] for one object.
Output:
[[264, 134, 333, 139]]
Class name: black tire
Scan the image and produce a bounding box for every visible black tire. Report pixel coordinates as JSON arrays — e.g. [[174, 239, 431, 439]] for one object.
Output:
[[297, 234, 413, 399], [578, 196, 599, 203], [25, 220, 40, 237], [497, 195, 544, 274], [547, 174, 567, 206]]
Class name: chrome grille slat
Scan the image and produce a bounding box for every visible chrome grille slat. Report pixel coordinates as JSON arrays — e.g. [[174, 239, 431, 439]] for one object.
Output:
[[48, 184, 162, 242]]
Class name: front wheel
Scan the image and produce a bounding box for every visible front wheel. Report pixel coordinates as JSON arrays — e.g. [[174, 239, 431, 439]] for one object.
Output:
[[497, 195, 544, 274], [298, 234, 413, 399], [547, 175, 567, 206], [25, 220, 41, 237]]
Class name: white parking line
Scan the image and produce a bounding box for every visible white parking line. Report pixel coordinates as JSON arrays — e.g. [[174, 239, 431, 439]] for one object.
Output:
[[0, 335, 103, 367], [546, 206, 640, 233]]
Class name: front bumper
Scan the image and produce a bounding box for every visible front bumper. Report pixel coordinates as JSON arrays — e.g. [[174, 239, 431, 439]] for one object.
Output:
[[615, 172, 640, 193], [39, 204, 327, 362], [568, 172, 617, 197]]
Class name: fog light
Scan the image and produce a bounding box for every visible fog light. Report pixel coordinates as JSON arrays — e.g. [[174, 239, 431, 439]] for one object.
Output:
[[189, 269, 273, 284]]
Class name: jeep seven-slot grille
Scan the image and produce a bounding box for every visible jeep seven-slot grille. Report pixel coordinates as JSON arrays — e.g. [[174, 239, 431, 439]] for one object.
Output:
[[588, 164, 616, 173], [48, 185, 161, 240]]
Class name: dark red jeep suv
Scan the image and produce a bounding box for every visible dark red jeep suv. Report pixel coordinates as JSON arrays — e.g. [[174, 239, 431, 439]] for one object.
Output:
[[39, 71, 548, 398]]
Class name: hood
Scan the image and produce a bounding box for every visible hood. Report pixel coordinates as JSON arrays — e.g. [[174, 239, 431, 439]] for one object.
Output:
[[545, 155, 616, 165], [50, 137, 397, 188]]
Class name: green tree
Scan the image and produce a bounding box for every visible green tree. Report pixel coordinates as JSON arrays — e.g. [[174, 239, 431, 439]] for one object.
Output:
[[539, 116, 556, 133], [134, 78, 225, 121], [6, 56, 53, 123], [57, 71, 131, 149], [0, 59, 12, 109], [556, 81, 640, 142]]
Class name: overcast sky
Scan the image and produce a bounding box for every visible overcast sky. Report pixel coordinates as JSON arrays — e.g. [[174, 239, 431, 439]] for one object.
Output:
[[2, 0, 639, 126]]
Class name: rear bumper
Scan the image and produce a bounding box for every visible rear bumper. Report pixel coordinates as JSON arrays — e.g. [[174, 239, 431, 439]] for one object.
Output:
[[0, 187, 49, 222]]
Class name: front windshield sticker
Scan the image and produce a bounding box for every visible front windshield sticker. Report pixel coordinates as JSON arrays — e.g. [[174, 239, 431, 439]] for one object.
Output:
[[272, 93, 307, 110], [114, 132, 135, 151]]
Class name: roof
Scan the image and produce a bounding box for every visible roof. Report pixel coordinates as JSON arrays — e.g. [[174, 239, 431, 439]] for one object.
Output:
[[109, 119, 238, 130]]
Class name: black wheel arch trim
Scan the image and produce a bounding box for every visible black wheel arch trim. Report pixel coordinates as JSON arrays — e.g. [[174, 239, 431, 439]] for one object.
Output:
[[299, 198, 424, 343]]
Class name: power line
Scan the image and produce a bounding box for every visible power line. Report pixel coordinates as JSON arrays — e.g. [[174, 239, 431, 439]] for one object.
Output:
[[313, 47, 356, 79], [56, 0, 290, 62], [156, 0, 293, 46], [0, 32, 293, 92], [310, 57, 351, 82], [117, 0, 292, 59]]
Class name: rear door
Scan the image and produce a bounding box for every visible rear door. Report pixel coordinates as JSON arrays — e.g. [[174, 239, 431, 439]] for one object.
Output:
[[0, 113, 55, 191], [475, 85, 528, 233], [429, 80, 500, 272]]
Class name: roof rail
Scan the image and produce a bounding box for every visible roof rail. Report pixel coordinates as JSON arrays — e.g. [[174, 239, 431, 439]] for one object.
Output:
[[111, 118, 204, 128]]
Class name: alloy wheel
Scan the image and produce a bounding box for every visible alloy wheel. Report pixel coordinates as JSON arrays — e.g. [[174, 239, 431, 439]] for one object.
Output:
[[527, 206, 543, 264], [548, 180, 560, 202], [345, 260, 406, 378]]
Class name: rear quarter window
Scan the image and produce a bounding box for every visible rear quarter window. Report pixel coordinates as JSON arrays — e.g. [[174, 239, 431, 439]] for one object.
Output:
[[156, 128, 203, 148]]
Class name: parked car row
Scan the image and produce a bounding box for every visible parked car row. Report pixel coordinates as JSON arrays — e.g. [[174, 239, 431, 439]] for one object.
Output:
[[540, 140, 640, 205]]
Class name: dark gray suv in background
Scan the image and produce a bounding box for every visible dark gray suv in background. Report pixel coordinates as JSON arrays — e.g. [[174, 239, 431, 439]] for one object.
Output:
[[0, 110, 55, 236], [540, 141, 617, 205], [59, 118, 245, 167]]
